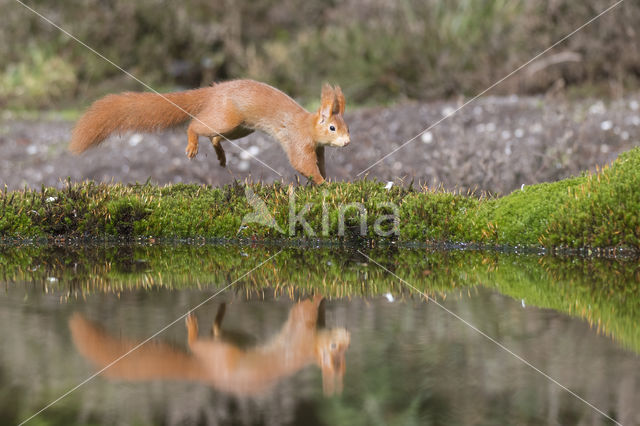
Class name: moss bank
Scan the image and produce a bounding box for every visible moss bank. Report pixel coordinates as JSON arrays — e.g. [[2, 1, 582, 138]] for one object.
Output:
[[2, 148, 640, 249]]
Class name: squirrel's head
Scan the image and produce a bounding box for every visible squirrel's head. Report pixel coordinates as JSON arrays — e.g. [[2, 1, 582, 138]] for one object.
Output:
[[313, 84, 350, 147], [315, 327, 351, 395]]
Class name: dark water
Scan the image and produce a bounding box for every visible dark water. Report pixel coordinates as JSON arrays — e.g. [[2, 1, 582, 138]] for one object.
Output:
[[0, 244, 638, 425]]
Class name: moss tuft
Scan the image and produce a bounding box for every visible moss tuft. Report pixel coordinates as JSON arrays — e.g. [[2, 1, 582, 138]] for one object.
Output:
[[544, 149, 640, 248]]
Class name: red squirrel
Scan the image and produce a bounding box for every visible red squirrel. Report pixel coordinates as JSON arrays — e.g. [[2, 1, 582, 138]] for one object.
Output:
[[69, 80, 350, 184]]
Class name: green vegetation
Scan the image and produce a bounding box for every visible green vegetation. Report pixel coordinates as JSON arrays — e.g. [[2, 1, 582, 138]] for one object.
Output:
[[2, 244, 639, 352], [2, 148, 640, 250], [2, 0, 638, 108], [0, 46, 77, 109]]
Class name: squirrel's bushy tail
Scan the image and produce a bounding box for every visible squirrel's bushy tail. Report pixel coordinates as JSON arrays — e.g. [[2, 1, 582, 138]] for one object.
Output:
[[69, 88, 211, 153]]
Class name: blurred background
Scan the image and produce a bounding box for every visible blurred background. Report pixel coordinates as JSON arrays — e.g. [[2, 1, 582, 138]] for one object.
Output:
[[1, 0, 639, 192], [2, 0, 638, 109]]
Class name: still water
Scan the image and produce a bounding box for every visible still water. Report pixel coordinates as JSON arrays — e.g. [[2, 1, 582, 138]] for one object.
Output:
[[0, 244, 638, 425]]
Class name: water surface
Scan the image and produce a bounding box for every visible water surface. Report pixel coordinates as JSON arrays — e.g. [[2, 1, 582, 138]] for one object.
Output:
[[1, 244, 638, 425]]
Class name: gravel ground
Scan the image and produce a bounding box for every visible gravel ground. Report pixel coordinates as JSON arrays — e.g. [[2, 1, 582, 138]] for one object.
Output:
[[1, 94, 640, 194]]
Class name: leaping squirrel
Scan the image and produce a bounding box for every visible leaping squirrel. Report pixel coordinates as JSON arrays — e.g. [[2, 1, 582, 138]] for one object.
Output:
[[69, 80, 350, 184]]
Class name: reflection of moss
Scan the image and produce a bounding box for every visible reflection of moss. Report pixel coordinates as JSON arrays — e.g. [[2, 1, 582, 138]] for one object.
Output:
[[470, 254, 640, 354], [1, 244, 639, 353], [2, 148, 640, 250]]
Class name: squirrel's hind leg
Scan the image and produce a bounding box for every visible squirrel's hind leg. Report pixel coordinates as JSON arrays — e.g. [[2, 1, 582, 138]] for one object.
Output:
[[212, 303, 227, 338], [210, 136, 226, 167]]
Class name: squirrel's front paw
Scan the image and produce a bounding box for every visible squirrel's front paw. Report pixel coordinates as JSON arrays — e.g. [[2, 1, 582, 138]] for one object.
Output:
[[185, 144, 198, 159]]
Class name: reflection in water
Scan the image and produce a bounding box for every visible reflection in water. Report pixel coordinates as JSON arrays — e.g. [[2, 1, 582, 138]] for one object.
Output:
[[4, 244, 639, 352], [69, 296, 350, 397], [2, 245, 640, 425]]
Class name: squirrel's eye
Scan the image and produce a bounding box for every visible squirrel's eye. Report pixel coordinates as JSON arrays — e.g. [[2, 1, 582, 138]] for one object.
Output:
[[329, 125, 336, 132]]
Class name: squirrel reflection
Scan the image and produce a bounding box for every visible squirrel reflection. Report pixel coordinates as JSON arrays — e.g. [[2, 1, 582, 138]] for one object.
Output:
[[69, 296, 350, 396]]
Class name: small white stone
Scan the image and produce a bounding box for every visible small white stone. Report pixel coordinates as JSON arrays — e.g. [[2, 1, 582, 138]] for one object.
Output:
[[384, 181, 394, 190], [421, 131, 433, 144], [514, 128, 524, 138], [27, 145, 38, 155], [237, 160, 250, 171], [600, 144, 610, 153], [240, 145, 261, 160], [501, 130, 511, 140], [486, 122, 496, 132], [621, 131, 629, 140], [600, 120, 613, 131], [129, 133, 143, 146], [385, 293, 394, 302], [46, 196, 57, 203], [630, 100, 639, 111], [441, 106, 456, 117], [589, 102, 606, 115]]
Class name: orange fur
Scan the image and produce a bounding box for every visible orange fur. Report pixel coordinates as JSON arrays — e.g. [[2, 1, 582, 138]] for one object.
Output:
[[69, 296, 351, 396], [70, 80, 350, 184], [70, 88, 211, 153]]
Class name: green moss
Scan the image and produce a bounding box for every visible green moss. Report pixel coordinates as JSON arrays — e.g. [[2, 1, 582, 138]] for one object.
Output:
[[400, 191, 479, 242], [2, 148, 640, 250], [544, 149, 640, 248], [471, 177, 586, 245], [105, 197, 151, 235]]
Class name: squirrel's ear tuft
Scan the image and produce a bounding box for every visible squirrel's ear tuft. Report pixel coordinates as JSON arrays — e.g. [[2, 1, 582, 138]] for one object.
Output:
[[320, 83, 335, 121], [333, 86, 345, 116]]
